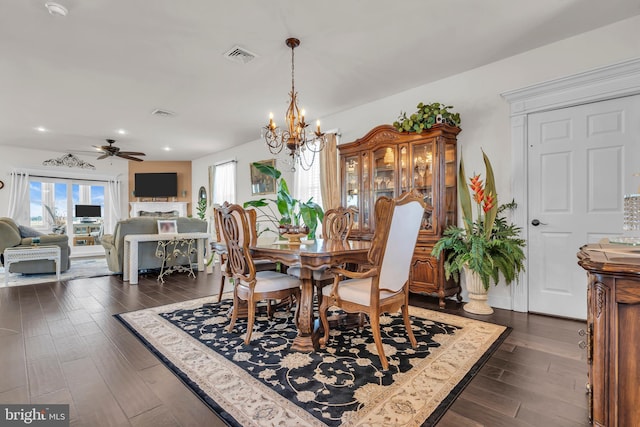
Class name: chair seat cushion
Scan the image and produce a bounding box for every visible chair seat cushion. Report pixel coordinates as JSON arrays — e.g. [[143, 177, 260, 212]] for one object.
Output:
[[286, 265, 301, 278], [321, 278, 399, 305], [240, 270, 300, 293], [287, 265, 334, 281]]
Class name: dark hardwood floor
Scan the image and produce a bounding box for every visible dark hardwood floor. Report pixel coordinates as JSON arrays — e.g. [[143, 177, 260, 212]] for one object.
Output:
[[0, 266, 589, 426]]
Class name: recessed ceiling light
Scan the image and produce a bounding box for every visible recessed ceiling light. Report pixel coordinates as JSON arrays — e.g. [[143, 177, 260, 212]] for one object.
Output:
[[163, 147, 171, 151], [45, 2, 68, 16], [35, 126, 48, 132], [116, 129, 127, 135]]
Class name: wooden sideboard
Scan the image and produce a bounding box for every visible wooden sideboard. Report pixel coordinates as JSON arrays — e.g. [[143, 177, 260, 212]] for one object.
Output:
[[577, 243, 640, 426]]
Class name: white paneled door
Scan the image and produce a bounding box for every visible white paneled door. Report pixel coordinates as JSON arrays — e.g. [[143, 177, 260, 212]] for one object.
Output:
[[527, 95, 640, 319]]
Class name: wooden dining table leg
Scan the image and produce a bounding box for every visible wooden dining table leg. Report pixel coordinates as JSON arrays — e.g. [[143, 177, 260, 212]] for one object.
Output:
[[291, 266, 318, 352]]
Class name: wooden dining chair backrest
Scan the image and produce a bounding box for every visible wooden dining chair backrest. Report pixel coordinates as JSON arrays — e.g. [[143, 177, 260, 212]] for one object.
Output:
[[218, 202, 256, 284], [367, 190, 425, 293], [214, 204, 258, 247], [322, 207, 355, 242]]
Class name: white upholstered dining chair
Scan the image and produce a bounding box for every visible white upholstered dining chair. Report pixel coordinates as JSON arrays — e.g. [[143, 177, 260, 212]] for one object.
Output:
[[218, 202, 301, 345], [318, 191, 425, 370]]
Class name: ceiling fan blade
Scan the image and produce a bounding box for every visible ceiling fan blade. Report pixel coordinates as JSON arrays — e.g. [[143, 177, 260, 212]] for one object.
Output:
[[117, 153, 144, 162], [97, 154, 110, 160], [119, 151, 146, 156]]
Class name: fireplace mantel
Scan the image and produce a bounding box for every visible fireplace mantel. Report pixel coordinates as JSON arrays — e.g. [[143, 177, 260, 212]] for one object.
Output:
[[130, 201, 188, 217]]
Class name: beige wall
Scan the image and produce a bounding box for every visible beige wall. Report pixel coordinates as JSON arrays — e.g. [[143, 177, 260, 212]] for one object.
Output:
[[128, 161, 193, 216]]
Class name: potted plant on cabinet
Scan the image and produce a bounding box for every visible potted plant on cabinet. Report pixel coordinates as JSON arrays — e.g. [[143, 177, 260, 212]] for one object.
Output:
[[431, 150, 526, 314], [244, 162, 324, 241]]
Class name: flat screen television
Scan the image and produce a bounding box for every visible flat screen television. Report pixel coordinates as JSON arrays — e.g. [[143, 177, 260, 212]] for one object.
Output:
[[134, 172, 178, 198], [75, 204, 102, 218]]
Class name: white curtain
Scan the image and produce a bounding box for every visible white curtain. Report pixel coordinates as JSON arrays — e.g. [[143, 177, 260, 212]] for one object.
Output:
[[319, 133, 340, 210], [294, 155, 324, 236], [106, 179, 122, 234], [7, 170, 30, 223], [213, 161, 236, 205], [294, 154, 323, 208]]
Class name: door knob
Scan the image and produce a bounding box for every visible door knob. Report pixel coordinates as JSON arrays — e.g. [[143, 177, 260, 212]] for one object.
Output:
[[531, 219, 547, 226]]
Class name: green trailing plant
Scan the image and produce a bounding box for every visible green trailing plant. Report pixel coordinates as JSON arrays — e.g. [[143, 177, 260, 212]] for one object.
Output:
[[431, 151, 525, 291], [243, 162, 324, 239], [393, 102, 461, 133], [196, 198, 207, 220]]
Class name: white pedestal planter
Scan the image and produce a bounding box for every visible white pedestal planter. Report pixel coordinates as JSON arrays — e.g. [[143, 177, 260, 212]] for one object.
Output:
[[463, 265, 494, 315]]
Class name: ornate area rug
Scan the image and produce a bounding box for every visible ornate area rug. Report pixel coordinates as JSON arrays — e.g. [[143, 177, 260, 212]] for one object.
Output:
[[0, 256, 114, 287], [116, 297, 509, 426]]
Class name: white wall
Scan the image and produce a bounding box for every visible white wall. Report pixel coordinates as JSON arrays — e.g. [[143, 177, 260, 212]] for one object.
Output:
[[191, 15, 640, 309], [0, 146, 128, 225], [191, 137, 295, 236]]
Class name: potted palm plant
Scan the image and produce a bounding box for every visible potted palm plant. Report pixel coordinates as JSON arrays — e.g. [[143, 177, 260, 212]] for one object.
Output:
[[244, 162, 324, 241], [431, 151, 526, 314]]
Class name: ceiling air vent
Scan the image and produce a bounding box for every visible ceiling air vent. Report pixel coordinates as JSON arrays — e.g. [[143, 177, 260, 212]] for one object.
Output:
[[151, 108, 175, 117], [223, 45, 258, 64]]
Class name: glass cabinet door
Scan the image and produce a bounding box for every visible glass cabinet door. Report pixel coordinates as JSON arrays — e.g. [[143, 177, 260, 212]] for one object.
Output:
[[399, 146, 410, 193], [361, 152, 370, 232], [372, 146, 396, 201], [344, 155, 360, 232], [444, 144, 457, 228], [412, 142, 434, 231]]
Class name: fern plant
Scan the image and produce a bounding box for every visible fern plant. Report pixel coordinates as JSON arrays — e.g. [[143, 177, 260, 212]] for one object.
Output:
[[431, 151, 525, 291]]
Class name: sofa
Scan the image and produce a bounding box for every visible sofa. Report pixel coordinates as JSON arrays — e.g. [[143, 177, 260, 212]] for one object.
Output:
[[0, 217, 71, 274], [101, 216, 208, 274]]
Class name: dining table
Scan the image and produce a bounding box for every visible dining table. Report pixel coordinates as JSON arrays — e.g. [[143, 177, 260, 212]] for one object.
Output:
[[255, 238, 371, 351], [214, 238, 371, 352]]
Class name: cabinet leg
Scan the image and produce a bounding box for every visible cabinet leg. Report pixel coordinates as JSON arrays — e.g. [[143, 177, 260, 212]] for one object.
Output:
[[438, 291, 446, 309]]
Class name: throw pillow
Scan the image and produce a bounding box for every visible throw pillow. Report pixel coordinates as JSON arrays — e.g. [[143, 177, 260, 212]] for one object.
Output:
[[18, 225, 44, 238]]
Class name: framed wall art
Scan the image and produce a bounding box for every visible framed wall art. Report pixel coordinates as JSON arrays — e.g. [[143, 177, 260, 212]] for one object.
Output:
[[250, 159, 276, 195]]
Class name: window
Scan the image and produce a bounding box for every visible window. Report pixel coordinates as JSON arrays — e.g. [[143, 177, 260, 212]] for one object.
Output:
[[294, 158, 323, 235], [294, 158, 323, 208], [213, 161, 236, 205], [29, 178, 106, 235]]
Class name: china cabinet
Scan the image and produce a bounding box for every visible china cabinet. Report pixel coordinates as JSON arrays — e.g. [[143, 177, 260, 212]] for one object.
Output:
[[339, 124, 461, 307]]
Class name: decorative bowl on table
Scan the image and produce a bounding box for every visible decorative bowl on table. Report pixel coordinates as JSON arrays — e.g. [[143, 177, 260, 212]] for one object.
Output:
[[279, 225, 309, 244]]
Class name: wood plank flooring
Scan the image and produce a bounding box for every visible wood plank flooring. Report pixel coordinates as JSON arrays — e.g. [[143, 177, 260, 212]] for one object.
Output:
[[0, 267, 589, 426]]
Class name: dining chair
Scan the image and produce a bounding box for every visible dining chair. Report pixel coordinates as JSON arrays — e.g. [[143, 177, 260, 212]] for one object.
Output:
[[318, 191, 425, 370], [287, 206, 356, 285], [218, 202, 301, 345], [213, 205, 277, 302]]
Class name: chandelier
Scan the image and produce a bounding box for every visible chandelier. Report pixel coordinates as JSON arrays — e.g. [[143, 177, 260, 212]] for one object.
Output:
[[262, 38, 328, 171]]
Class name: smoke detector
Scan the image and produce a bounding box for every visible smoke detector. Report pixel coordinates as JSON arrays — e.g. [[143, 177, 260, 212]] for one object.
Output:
[[223, 45, 258, 64], [45, 2, 68, 16]]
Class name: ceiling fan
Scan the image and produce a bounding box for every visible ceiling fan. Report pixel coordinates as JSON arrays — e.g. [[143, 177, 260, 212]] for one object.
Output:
[[94, 139, 145, 162]]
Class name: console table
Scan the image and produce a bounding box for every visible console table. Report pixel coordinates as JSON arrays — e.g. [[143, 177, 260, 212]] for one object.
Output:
[[3, 245, 61, 286], [577, 243, 640, 426], [123, 233, 210, 284]]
